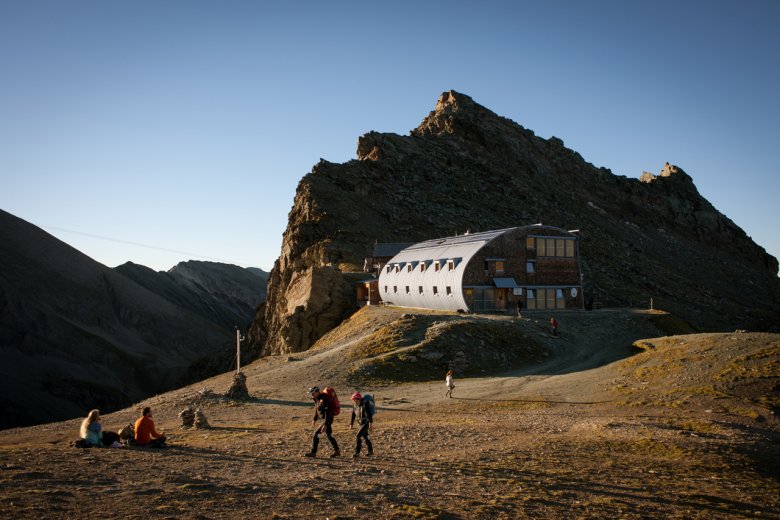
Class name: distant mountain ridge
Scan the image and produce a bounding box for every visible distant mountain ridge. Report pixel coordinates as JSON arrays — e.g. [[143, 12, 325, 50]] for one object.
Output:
[[116, 260, 267, 331], [0, 209, 267, 429], [249, 90, 780, 357]]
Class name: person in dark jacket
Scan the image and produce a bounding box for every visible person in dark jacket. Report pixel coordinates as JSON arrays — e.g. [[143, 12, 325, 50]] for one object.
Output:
[[349, 392, 373, 458], [304, 386, 340, 458]]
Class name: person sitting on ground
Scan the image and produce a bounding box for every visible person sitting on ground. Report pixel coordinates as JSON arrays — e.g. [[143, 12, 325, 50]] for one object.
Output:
[[134, 406, 167, 448], [80, 409, 104, 447]]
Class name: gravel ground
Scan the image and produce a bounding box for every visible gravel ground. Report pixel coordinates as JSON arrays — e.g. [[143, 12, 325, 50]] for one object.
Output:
[[1, 308, 778, 519]]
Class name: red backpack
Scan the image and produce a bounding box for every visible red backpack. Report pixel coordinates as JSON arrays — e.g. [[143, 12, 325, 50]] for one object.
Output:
[[321, 387, 340, 416]]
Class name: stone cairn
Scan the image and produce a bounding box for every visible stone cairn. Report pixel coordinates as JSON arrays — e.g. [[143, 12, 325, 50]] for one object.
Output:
[[194, 408, 209, 429], [226, 371, 251, 400], [178, 406, 210, 429], [178, 406, 195, 429]]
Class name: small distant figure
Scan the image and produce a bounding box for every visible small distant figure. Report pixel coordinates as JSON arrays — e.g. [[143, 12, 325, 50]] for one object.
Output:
[[445, 370, 455, 398], [134, 406, 167, 448], [516, 299, 523, 319], [349, 392, 374, 458], [550, 317, 558, 336], [304, 386, 340, 458]]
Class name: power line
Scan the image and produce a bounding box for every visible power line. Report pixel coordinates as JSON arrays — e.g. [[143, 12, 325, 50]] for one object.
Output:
[[43, 225, 237, 264]]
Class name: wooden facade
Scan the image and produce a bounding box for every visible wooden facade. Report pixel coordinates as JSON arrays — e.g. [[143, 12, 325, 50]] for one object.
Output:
[[356, 243, 412, 307], [461, 226, 582, 312]]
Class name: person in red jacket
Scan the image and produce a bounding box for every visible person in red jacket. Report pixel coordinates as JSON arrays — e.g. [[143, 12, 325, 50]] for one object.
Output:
[[134, 407, 167, 448], [550, 317, 559, 337]]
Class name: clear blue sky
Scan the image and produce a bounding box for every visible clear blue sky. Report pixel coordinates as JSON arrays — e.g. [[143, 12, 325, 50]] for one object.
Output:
[[1, 1, 778, 273]]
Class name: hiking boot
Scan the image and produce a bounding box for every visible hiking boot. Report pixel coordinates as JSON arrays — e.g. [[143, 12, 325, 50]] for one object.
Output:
[[329, 450, 340, 458], [303, 452, 316, 458]]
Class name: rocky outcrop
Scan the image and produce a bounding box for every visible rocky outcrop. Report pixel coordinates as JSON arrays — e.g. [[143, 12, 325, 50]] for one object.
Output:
[[249, 91, 780, 357]]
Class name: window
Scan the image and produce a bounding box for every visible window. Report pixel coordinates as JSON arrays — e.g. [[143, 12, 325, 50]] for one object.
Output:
[[566, 240, 575, 257], [556, 239, 565, 257], [394, 265, 400, 273], [485, 259, 506, 273], [384, 285, 388, 293], [386, 266, 392, 273], [407, 264, 413, 272], [418, 286, 423, 294], [545, 288, 555, 309], [420, 262, 426, 272], [464, 288, 474, 306], [526, 236, 535, 249], [533, 237, 576, 257], [405, 286, 410, 294], [526, 289, 536, 310], [472, 288, 495, 310], [526, 260, 535, 273], [434, 261, 441, 272], [433, 286, 439, 295], [446, 286, 452, 295], [393, 286, 397, 293], [546, 239, 556, 256], [447, 260, 454, 271]]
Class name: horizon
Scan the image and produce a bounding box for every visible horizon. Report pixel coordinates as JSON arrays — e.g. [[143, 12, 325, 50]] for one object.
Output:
[[1, 1, 778, 273]]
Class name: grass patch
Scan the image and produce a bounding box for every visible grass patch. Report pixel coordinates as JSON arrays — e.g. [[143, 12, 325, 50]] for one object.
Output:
[[348, 319, 547, 385]]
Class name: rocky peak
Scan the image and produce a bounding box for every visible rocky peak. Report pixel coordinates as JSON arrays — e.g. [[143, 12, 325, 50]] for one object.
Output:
[[414, 90, 510, 139], [247, 91, 780, 358], [640, 162, 691, 183]]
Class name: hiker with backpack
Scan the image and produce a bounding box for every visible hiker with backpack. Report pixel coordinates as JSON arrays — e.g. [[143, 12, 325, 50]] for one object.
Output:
[[349, 392, 374, 458], [304, 386, 340, 458]]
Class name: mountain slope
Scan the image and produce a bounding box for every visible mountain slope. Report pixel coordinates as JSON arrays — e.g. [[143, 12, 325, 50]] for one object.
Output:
[[251, 90, 780, 357], [0, 209, 261, 428], [115, 260, 267, 330]]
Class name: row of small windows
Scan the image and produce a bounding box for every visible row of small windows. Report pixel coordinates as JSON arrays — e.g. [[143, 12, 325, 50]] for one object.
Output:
[[384, 285, 453, 296], [525, 288, 566, 310], [463, 287, 570, 311], [387, 259, 457, 274], [526, 237, 576, 258]]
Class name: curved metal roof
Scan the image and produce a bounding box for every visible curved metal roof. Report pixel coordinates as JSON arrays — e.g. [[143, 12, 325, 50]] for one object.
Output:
[[378, 228, 514, 311]]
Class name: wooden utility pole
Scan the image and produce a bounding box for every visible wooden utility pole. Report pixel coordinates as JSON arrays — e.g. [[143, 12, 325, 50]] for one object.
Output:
[[235, 327, 244, 374]]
